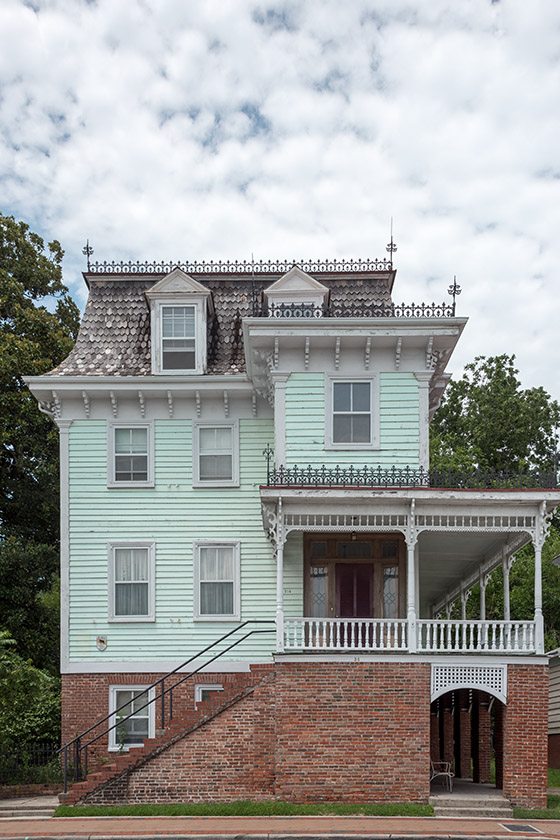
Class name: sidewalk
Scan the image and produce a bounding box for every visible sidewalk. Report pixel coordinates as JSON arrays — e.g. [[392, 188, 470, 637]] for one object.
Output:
[[2, 812, 560, 840]]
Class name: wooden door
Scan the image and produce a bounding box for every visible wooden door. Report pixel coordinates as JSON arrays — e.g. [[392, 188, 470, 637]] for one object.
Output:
[[335, 562, 374, 618]]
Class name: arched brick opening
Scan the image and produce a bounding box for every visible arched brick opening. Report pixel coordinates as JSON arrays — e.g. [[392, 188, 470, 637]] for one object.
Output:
[[430, 689, 505, 788]]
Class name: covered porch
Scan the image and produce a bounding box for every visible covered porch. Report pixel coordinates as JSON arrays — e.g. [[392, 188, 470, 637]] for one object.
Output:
[[260, 486, 559, 656]]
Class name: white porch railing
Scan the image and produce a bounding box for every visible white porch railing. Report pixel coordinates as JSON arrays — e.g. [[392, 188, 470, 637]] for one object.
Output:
[[416, 619, 536, 653], [282, 617, 537, 654], [283, 618, 408, 652]]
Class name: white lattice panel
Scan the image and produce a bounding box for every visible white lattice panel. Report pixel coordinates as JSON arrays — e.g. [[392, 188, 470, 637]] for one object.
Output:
[[431, 664, 507, 703]]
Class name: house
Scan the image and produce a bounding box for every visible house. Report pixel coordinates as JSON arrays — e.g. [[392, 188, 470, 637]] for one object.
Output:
[[26, 255, 559, 807]]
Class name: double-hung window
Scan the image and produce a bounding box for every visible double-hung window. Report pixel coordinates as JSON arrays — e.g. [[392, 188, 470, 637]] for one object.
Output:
[[326, 377, 379, 449], [161, 305, 196, 371], [109, 425, 152, 487], [109, 543, 155, 622], [194, 542, 240, 620], [194, 424, 238, 486], [109, 686, 154, 750], [333, 382, 371, 443]]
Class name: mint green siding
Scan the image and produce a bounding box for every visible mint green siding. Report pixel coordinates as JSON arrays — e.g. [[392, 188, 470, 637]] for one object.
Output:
[[68, 418, 277, 664], [285, 372, 420, 467]]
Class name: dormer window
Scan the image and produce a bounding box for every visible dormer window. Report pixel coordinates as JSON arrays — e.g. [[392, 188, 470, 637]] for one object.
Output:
[[145, 268, 213, 375], [161, 305, 196, 371], [263, 266, 329, 316]]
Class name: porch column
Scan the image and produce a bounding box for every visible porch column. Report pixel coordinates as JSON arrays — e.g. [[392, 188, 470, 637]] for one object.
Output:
[[502, 549, 511, 622], [534, 543, 544, 654], [460, 584, 468, 621], [275, 498, 285, 653], [407, 539, 417, 651], [479, 569, 486, 621], [534, 501, 546, 655], [406, 500, 418, 652]]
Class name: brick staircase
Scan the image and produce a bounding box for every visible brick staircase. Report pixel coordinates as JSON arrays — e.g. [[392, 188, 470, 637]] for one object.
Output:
[[61, 678, 264, 805]]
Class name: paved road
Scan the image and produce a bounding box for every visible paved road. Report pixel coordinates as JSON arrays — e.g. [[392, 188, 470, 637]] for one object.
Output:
[[2, 814, 560, 840]]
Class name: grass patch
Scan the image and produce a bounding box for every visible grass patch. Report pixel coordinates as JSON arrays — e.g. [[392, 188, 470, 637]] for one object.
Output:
[[54, 801, 434, 818], [549, 767, 560, 788], [514, 794, 560, 820]]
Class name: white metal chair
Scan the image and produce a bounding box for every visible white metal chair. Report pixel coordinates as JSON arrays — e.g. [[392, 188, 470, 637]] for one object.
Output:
[[430, 759, 454, 791]]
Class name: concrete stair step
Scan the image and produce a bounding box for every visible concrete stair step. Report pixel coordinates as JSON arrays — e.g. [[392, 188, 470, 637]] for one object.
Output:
[[434, 806, 514, 818], [431, 796, 512, 807]]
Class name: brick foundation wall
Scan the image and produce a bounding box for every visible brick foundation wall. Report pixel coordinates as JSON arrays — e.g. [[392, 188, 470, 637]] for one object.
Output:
[[81, 673, 276, 804], [0, 783, 63, 799], [503, 663, 548, 809], [61, 670, 258, 759], [274, 660, 431, 803], [63, 659, 548, 807]]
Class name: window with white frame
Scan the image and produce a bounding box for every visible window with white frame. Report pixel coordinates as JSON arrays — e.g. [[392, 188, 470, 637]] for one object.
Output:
[[109, 425, 152, 486], [194, 683, 223, 709], [326, 377, 379, 449], [194, 424, 238, 486], [333, 381, 371, 443], [108, 543, 155, 621], [194, 542, 240, 620], [109, 686, 154, 750], [161, 305, 196, 371]]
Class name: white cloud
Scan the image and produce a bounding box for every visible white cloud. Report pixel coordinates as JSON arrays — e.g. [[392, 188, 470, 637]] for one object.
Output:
[[1, 0, 560, 398]]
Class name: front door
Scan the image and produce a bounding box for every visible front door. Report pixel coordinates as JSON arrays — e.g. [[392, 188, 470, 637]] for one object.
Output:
[[304, 533, 405, 620], [335, 562, 374, 618]]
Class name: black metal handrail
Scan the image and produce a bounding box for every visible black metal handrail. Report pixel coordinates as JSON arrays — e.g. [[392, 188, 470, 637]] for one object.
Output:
[[57, 620, 274, 792], [254, 300, 456, 318], [263, 459, 558, 490]]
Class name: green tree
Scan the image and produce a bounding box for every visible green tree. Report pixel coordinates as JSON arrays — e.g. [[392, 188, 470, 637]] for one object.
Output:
[[431, 355, 560, 648], [430, 354, 560, 474], [0, 213, 79, 673], [0, 630, 60, 747]]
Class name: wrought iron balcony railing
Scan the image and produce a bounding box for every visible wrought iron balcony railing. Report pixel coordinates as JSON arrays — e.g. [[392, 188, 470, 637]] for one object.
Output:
[[254, 300, 456, 318], [263, 461, 558, 490], [86, 257, 393, 275]]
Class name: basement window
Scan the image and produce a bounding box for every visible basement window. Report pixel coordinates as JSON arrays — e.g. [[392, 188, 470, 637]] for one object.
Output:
[[108, 686, 155, 751]]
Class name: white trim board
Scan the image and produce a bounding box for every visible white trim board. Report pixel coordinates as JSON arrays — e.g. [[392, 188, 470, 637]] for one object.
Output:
[[61, 659, 264, 674]]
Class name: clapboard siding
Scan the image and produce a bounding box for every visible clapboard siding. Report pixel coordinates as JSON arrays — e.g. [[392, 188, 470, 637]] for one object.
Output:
[[550, 661, 560, 734], [285, 372, 420, 467], [68, 418, 279, 663]]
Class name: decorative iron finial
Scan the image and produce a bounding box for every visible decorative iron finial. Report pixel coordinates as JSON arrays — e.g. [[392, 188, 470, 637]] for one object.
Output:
[[447, 275, 462, 315], [82, 240, 94, 270], [386, 217, 397, 265], [251, 251, 257, 314]]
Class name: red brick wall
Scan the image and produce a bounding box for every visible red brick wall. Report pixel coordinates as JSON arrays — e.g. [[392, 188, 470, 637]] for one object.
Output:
[[61, 670, 260, 758], [473, 693, 491, 784], [503, 663, 548, 809], [458, 690, 471, 779], [274, 661, 431, 803], [63, 660, 548, 807], [82, 674, 276, 804]]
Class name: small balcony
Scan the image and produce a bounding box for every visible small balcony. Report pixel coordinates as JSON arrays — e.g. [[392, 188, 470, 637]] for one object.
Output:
[[282, 617, 537, 655]]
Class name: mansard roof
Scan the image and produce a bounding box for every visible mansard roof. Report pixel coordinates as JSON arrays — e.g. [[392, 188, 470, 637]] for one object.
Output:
[[48, 264, 395, 377]]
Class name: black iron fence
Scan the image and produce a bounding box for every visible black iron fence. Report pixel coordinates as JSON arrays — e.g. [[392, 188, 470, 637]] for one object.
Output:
[[264, 461, 558, 490], [254, 300, 456, 318], [0, 741, 61, 786]]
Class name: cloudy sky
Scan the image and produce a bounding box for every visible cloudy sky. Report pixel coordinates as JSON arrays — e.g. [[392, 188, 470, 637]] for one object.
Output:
[[2, 0, 560, 398]]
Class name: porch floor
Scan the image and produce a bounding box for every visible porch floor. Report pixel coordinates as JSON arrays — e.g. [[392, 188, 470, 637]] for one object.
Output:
[[430, 778, 500, 798]]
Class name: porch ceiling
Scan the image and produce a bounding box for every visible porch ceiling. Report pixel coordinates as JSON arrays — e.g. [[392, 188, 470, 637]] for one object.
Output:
[[417, 529, 527, 615]]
